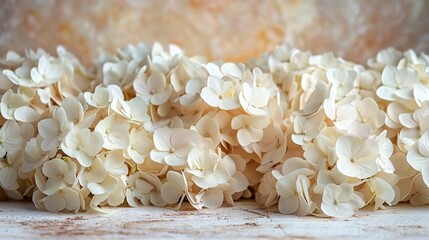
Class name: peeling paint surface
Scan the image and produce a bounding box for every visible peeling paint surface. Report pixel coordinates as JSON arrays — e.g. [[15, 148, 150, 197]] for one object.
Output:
[[0, 201, 428, 239]]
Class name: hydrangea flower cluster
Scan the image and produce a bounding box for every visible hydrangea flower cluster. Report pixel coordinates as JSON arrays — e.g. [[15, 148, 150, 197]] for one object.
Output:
[[0, 42, 428, 218]]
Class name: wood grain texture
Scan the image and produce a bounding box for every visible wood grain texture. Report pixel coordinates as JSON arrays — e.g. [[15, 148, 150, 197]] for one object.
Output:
[[0, 200, 428, 239]]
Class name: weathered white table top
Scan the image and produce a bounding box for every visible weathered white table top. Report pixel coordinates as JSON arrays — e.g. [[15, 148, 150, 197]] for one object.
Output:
[[0, 200, 428, 239]]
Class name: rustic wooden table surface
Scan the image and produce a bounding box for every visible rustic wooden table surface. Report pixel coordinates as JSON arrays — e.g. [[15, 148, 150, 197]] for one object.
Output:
[[0, 200, 428, 239]]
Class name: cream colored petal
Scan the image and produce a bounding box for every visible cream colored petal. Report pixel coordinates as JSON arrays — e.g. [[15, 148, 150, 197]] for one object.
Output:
[[219, 98, 239, 110], [151, 87, 171, 105], [0, 167, 18, 190], [86, 157, 106, 183], [44, 192, 66, 213], [153, 128, 173, 151], [161, 181, 183, 204], [278, 195, 299, 215], [108, 185, 126, 207], [422, 164, 429, 188], [14, 106, 39, 123], [87, 174, 118, 195], [200, 188, 224, 209], [126, 188, 141, 208], [150, 192, 167, 207], [62, 188, 80, 212], [407, 144, 429, 171]]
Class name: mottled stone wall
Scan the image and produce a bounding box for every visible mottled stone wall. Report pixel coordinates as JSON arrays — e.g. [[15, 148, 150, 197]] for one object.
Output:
[[0, 0, 428, 65]]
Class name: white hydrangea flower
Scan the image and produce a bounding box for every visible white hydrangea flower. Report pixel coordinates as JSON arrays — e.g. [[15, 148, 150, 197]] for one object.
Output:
[[326, 67, 357, 100], [87, 174, 125, 209], [324, 96, 358, 130], [376, 66, 418, 101], [315, 166, 358, 188], [30, 55, 65, 85], [1, 42, 429, 216], [271, 158, 315, 216], [276, 174, 313, 216], [291, 112, 326, 145], [309, 52, 341, 69], [304, 132, 338, 167], [36, 187, 82, 213], [180, 103, 206, 128], [134, 70, 172, 105], [107, 177, 127, 208], [170, 56, 207, 94], [368, 48, 402, 70], [214, 111, 236, 147], [397, 102, 429, 142], [249, 67, 276, 92], [150, 42, 183, 74], [156, 97, 181, 119], [98, 150, 128, 177], [195, 185, 229, 209], [355, 98, 385, 129], [413, 83, 429, 107], [35, 157, 77, 195], [117, 42, 151, 62], [61, 97, 97, 129], [223, 167, 249, 204], [268, 43, 294, 71], [298, 80, 329, 117], [126, 171, 166, 207], [406, 131, 429, 188], [361, 177, 395, 210], [84, 160, 127, 211], [95, 115, 130, 150], [21, 137, 56, 173], [239, 82, 270, 116], [257, 172, 279, 207], [272, 157, 315, 180], [38, 106, 73, 151], [374, 131, 395, 173], [125, 128, 153, 164], [231, 115, 270, 147], [356, 70, 380, 98], [0, 120, 23, 159], [2, 60, 33, 87], [0, 50, 24, 67], [205, 62, 244, 80], [102, 60, 131, 86], [0, 89, 40, 123], [0, 156, 19, 191], [194, 115, 221, 149], [3, 55, 64, 88], [61, 128, 103, 167], [179, 78, 206, 106], [160, 171, 189, 208], [260, 123, 287, 168], [186, 147, 230, 189], [78, 156, 107, 188], [150, 127, 201, 166], [84, 85, 123, 109], [200, 75, 240, 110], [335, 135, 379, 179], [321, 183, 365, 218], [110, 96, 150, 124]]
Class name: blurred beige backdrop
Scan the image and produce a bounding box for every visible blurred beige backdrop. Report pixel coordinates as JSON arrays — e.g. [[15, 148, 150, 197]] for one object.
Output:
[[1, 0, 428, 65]]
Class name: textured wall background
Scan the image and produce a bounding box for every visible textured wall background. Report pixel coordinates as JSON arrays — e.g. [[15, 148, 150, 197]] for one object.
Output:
[[0, 0, 428, 65]]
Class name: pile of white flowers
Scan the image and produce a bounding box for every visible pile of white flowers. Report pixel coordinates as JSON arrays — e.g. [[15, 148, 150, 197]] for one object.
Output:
[[0, 42, 428, 218]]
